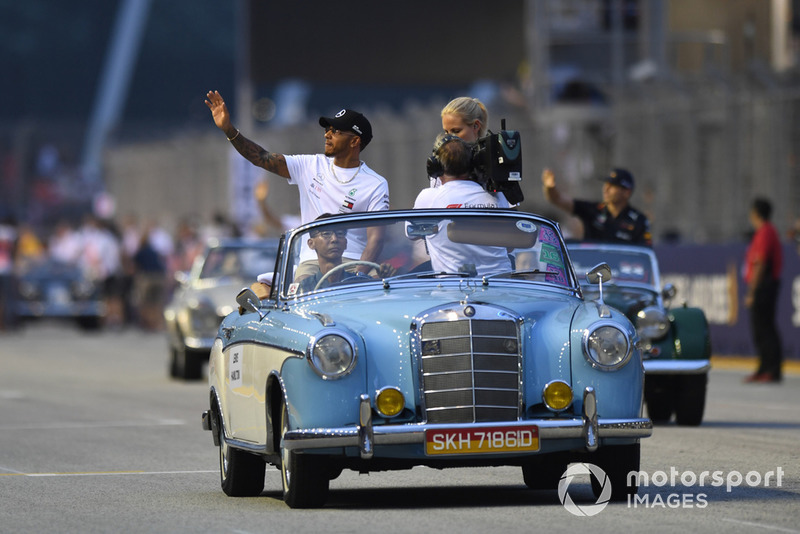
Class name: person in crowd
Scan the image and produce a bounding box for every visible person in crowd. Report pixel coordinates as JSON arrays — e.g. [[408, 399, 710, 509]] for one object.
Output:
[[788, 216, 800, 256], [743, 197, 783, 383], [253, 180, 301, 237], [173, 217, 204, 274], [0, 216, 16, 331], [205, 91, 389, 276], [49, 219, 81, 265], [412, 133, 511, 275], [14, 222, 45, 271], [541, 167, 652, 246], [76, 215, 124, 328], [131, 223, 168, 331]]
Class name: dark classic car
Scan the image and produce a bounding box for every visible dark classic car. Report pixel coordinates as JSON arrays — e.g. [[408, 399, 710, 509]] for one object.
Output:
[[201, 210, 653, 508], [12, 259, 105, 330], [164, 238, 279, 380], [567, 242, 711, 426]]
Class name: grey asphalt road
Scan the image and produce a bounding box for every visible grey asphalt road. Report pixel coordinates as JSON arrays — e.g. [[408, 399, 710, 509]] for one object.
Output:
[[0, 323, 798, 534]]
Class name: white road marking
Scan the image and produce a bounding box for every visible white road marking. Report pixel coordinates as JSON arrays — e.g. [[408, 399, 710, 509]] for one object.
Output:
[[721, 518, 800, 533], [1, 470, 217, 477], [0, 419, 186, 430]]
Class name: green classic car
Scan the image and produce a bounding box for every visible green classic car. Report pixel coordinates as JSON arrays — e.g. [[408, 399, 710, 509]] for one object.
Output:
[[567, 242, 711, 426]]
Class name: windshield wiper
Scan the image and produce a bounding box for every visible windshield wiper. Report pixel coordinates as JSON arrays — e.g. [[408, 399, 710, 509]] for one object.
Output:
[[380, 270, 473, 288], [484, 269, 546, 280]]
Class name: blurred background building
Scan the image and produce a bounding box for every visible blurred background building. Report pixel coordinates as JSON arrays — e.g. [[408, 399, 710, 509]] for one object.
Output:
[[2, 0, 800, 355], [2, 0, 800, 242]]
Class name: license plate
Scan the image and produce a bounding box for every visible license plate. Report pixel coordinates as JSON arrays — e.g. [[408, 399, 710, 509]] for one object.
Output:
[[426, 425, 539, 455]]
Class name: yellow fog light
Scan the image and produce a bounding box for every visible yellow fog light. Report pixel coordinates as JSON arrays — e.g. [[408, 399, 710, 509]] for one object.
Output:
[[543, 380, 573, 412], [375, 387, 405, 417]]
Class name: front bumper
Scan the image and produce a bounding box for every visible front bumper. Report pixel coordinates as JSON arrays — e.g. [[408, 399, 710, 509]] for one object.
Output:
[[282, 387, 652, 459], [644, 359, 710, 375]]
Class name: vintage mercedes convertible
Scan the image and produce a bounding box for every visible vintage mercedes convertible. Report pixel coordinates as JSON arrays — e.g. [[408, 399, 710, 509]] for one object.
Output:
[[201, 209, 652, 508], [567, 242, 711, 426]]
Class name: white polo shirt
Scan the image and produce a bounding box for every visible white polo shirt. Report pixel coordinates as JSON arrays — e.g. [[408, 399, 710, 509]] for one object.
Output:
[[413, 180, 511, 275], [285, 154, 389, 261]]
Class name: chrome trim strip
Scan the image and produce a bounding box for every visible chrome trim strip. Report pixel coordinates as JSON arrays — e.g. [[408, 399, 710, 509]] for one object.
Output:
[[643, 359, 711, 374], [281, 417, 653, 451]]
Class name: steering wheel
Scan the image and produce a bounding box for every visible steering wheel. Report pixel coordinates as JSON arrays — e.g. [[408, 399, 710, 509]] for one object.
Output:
[[314, 261, 382, 291]]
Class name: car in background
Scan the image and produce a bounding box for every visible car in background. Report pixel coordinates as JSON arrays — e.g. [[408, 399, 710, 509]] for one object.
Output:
[[164, 238, 279, 380], [12, 258, 105, 330], [201, 209, 652, 508], [567, 242, 711, 426]]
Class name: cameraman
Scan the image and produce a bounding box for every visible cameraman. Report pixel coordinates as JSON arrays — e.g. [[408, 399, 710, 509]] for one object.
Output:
[[412, 134, 511, 275]]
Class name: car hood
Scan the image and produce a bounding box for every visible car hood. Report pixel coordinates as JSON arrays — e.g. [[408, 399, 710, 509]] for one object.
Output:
[[579, 284, 658, 320], [285, 283, 596, 409], [171, 278, 250, 314]]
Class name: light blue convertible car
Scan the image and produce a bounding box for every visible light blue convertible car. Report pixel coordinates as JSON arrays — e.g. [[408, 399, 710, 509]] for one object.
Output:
[[201, 209, 652, 508]]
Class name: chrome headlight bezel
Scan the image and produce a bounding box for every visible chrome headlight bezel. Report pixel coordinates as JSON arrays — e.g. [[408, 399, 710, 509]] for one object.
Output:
[[582, 321, 633, 371], [636, 306, 670, 341], [306, 329, 357, 380]]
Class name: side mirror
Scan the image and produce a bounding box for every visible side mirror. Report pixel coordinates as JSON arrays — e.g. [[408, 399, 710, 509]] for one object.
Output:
[[236, 287, 263, 318], [662, 283, 677, 300], [586, 263, 612, 285], [585, 263, 612, 318]]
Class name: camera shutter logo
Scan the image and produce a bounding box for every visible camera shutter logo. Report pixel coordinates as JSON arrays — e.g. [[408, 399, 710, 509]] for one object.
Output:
[[558, 463, 612, 516]]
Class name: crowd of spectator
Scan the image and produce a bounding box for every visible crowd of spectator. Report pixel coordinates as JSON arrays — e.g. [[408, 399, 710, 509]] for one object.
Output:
[[0, 211, 239, 332]]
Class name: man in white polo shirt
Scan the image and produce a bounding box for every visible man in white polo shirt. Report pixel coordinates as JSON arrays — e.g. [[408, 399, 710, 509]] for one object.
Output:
[[205, 91, 389, 274]]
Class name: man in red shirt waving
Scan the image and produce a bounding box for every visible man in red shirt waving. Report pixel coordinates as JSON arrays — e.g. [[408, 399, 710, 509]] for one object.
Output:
[[744, 197, 783, 383]]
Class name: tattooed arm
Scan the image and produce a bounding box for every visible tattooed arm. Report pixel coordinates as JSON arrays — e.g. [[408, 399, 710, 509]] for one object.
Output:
[[205, 90, 290, 179]]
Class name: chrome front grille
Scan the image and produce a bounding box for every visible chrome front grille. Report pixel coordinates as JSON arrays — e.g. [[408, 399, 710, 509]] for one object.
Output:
[[419, 310, 521, 424]]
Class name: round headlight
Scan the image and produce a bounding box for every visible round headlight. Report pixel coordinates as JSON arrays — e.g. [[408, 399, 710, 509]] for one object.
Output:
[[307, 331, 356, 379], [636, 307, 669, 341], [583, 323, 632, 370]]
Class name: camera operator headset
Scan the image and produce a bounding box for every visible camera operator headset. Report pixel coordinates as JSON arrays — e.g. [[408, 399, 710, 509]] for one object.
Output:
[[412, 133, 512, 276]]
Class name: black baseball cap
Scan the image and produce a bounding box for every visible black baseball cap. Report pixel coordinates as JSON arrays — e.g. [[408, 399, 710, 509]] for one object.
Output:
[[599, 168, 634, 190], [319, 109, 373, 150]]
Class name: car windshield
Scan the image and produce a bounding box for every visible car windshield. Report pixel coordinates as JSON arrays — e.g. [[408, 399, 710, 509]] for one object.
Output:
[[200, 246, 277, 280], [280, 212, 576, 298], [568, 248, 655, 286]]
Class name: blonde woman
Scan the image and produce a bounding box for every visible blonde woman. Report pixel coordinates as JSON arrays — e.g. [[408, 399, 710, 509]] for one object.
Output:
[[440, 96, 489, 143]]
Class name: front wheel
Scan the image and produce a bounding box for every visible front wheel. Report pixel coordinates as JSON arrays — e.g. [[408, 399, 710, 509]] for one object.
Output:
[[218, 411, 265, 497], [170, 343, 204, 380], [280, 402, 329, 508], [674, 373, 708, 426], [522, 456, 569, 490], [644, 375, 674, 423], [590, 443, 640, 501]]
